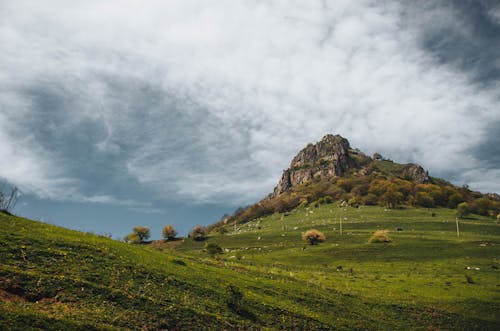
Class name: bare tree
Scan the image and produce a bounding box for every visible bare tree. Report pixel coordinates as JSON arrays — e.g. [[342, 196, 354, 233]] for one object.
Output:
[[0, 184, 20, 214]]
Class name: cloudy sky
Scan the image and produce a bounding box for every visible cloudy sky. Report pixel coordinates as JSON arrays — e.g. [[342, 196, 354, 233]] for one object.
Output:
[[1, 0, 499, 238]]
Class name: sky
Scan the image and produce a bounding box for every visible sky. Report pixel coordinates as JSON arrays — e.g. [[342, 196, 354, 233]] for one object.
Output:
[[1, 0, 499, 239]]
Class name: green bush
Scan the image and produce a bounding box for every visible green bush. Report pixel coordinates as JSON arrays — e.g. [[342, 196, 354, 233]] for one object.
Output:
[[205, 242, 223, 257], [226, 285, 244, 313], [456, 202, 470, 218]]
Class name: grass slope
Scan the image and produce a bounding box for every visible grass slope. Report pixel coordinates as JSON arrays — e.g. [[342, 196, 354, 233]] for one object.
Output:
[[1, 205, 499, 330]]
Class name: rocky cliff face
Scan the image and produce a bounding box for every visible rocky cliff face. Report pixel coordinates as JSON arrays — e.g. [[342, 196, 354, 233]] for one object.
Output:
[[269, 134, 356, 198], [401, 164, 430, 184]]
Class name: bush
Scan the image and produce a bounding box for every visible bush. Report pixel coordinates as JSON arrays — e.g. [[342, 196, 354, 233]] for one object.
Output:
[[302, 229, 326, 245], [456, 202, 470, 218], [205, 242, 223, 257], [369, 230, 391, 243], [380, 188, 403, 208], [189, 225, 207, 241], [448, 193, 464, 208], [162, 224, 177, 241], [124, 233, 141, 244], [415, 192, 435, 208], [226, 285, 244, 313], [133, 226, 150, 242], [362, 193, 378, 205], [125, 226, 150, 244]]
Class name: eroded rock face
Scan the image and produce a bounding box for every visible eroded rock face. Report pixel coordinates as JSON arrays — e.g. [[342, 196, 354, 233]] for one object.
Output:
[[401, 164, 430, 184], [269, 134, 355, 198]]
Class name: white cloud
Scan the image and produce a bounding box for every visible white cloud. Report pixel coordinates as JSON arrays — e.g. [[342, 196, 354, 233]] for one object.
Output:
[[0, 0, 499, 205]]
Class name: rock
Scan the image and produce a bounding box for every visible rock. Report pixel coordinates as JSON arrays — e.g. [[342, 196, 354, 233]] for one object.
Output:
[[269, 134, 355, 198], [401, 164, 430, 184], [486, 193, 500, 201]]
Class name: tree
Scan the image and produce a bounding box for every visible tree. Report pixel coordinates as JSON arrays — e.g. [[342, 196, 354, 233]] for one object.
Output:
[[302, 229, 326, 245], [162, 224, 177, 241], [380, 188, 403, 208], [0, 185, 20, 214], [456, 202, 470, 218], [124, 232, 141, 244], [189, 225, 207, 241], [447, 193, 464, 209], [125, 226, 150, 244]]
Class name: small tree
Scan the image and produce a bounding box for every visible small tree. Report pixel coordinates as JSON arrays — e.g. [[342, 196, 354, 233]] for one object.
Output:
[[124, 232, 141, 244], [125, 226, 150, 244], [189, 225, 207, 241], [302, 229, 326, 245], [162, 224, 177, 241], [0, 185, 20, 214], [205, 242, 223, 257], [456, 202, 470, 218]]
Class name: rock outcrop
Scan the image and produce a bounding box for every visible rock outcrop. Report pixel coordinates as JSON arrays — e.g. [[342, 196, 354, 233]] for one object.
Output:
[[269, 134, 356, 198], [401, 164, 430, 184]]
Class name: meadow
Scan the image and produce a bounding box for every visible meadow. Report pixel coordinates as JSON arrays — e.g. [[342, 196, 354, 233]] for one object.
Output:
[[1, 203, 499, 330]]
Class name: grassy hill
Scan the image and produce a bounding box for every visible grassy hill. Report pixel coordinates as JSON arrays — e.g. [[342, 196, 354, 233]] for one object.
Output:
[[1, 205, 499, 330]]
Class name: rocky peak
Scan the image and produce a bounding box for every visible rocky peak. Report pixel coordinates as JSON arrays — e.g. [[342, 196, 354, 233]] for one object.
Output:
[[269, 134, 356, 198]]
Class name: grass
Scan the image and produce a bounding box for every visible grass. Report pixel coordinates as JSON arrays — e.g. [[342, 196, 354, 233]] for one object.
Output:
[[1, 203, 499, 330]]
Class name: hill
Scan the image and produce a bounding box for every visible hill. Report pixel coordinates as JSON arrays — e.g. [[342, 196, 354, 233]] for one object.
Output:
[[212, 134, 500, 230], [1, 134, 499, 330], [2, 206, 500, 330]]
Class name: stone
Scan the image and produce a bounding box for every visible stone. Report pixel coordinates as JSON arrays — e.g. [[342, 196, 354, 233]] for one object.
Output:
[[401, 164, 430, 184], [269, 134, 355, 198]]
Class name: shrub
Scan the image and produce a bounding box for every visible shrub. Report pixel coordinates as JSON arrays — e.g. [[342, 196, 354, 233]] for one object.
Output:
[[447, 193, 464, 209], [133, 226, 150, 242], [497, 213, 500, 223], [456, 202, 470, 218], [469, 198, 495, 216], [124, 233, 141, 244], [162, 224, 177, 241], [226, 285, 244, 313], [189, 225, 207, 241], [369, 230, 391, 243], [125, 226, 150, 244], [302, 229, 326, 245], [217, 227, 228, 234], [415, 192, 435, 208], [205, 242, 223, 257], [362, 193, 378, 205], [348, 197, 361, 208], [380, 188, 403, 208]]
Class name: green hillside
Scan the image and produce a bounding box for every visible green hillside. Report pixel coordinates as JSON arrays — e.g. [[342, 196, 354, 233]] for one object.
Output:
[[1, 204, 499, 330]]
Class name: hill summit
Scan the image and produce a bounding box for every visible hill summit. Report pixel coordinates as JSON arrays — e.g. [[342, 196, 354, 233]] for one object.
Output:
[[269, 134, 429, 199], [212, 133, 499, 229]]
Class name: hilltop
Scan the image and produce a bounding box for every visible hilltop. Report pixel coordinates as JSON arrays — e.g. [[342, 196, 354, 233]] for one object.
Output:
[[213, 134, 500, 230]]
